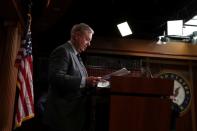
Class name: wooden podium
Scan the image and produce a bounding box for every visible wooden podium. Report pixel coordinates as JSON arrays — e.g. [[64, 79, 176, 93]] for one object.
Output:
[[109, 76, 174, 131]]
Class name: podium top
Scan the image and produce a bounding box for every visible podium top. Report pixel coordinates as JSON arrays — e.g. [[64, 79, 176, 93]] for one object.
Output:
[[111, 76, 173, 96]]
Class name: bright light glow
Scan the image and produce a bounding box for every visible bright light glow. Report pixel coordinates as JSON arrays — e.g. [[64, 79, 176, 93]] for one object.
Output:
[[117, 22, 132, 37], [183, 26, 197, 36], [193, 15, 197, 19], [185, 15, 197, 26], [185, 19, 197, 26], [167, 20, 183, 36], [183, 15, 197, 36]]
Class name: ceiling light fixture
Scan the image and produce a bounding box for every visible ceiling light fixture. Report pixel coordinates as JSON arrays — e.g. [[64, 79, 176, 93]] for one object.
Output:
[[117, 21, 132, 37], [167, 20, 183, 36]]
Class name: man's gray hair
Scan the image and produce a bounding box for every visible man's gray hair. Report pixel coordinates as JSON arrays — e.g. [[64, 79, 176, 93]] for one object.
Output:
[[71, 23, 94, 36]]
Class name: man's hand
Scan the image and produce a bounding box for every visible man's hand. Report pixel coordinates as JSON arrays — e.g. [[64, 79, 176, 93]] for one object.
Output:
[[86, 76, 101, 87]]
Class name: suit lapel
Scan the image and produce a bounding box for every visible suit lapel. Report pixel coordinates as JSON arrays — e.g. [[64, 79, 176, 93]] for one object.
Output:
[[67, 42, 88, 77], [73, 54, 88, 77]]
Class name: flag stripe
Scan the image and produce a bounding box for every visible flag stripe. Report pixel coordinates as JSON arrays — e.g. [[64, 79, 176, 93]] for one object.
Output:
[[24, 57, 34, 113], [18, 66, 30, 116], [25, 57, 34, 103]]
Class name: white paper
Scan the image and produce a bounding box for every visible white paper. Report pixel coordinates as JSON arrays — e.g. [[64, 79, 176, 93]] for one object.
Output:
[[101, 68, 130, 80], [97, 68, 130, 88]]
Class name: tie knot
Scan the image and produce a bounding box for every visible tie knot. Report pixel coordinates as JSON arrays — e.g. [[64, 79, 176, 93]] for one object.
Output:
[[77, 54, 82, 61]]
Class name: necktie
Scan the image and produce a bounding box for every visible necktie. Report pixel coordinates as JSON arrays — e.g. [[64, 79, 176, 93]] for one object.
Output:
[[77, 54, 88, 77], [77, 54, 83, 64]]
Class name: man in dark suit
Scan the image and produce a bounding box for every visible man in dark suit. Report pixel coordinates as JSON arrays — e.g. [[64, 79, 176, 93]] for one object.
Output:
[[43, 23, 101, 131]]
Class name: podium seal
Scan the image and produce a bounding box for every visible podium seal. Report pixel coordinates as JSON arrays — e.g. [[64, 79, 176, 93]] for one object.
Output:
[[158, 71, 192, 116]]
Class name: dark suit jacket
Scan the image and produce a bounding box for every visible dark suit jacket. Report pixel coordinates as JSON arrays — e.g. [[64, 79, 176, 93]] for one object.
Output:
[[43, 42, 89, 131]]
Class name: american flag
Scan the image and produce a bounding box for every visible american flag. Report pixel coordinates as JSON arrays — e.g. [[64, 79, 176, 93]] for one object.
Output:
[[14, 15, 34, 128]]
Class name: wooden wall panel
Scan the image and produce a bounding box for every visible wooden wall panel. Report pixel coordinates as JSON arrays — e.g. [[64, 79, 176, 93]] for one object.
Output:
[[88, 37, 197, 60], [0, 23, 21, 131]]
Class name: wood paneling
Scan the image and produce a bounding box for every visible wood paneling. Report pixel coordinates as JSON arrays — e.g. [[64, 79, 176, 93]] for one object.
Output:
[[0, 23, 21, 131], [87, 37, 197, 60]]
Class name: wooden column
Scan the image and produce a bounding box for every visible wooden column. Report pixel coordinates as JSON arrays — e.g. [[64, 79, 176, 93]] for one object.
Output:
[[189, 62, 196, 131], [0, 22, 21, 131]]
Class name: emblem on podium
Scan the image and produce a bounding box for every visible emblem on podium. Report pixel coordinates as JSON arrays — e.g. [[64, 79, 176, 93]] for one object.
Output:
[[158, 71, 192, 116]]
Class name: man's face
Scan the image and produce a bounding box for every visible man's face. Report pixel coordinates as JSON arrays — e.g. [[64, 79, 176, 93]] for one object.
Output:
[[75, 31, 93, 53]]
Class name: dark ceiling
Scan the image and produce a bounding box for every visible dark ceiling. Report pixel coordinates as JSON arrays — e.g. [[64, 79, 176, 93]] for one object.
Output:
[[32, 0, 197, 42]]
